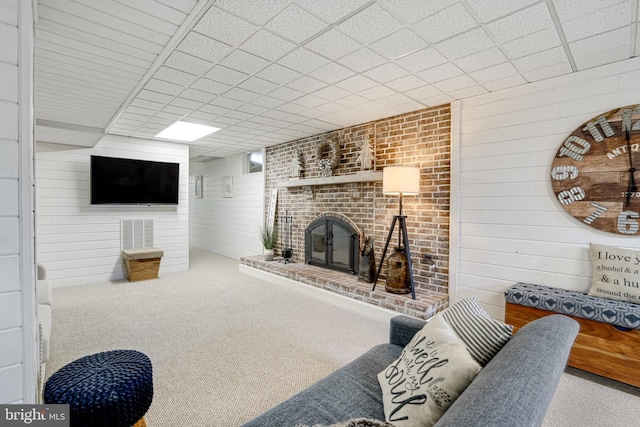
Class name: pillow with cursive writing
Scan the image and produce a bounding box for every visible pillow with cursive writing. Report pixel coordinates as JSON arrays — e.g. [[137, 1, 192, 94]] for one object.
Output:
[[589, 243, 640, 305], [377, 315, 481, 427]]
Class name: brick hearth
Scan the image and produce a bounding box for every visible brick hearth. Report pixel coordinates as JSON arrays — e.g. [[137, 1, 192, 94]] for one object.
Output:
[[240, 255, 448, 320]]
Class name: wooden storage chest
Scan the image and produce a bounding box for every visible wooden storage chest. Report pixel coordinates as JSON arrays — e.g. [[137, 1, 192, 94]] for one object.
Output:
[[506, 301, 640, 388]]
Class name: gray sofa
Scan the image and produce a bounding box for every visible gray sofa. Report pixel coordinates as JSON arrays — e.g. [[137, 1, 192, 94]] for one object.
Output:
[[242, 314, 579, 427]]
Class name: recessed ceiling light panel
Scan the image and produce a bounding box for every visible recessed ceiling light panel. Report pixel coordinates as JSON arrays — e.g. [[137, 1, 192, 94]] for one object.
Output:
[[155, 121, 220, 142]]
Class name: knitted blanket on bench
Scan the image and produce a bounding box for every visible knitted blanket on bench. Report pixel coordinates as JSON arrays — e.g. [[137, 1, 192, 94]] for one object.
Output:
[[505, 282, 640, 330]]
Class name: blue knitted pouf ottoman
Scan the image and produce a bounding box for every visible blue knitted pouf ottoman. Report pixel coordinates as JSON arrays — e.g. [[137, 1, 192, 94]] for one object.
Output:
[[44, 350, 153, 427]]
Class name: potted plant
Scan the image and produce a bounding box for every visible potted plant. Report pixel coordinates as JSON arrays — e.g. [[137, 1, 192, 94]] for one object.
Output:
[[259, 225, 278, 261]]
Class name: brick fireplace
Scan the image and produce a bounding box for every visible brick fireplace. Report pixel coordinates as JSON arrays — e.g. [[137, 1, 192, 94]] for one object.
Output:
[[242, 104, 452, 319]]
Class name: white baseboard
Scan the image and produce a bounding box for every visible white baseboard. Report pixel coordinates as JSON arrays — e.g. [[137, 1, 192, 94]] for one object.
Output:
[[239, 264, 399, 324]]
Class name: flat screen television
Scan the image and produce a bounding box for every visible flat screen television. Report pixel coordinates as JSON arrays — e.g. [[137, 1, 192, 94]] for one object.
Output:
[[90, 155, 179, 205]]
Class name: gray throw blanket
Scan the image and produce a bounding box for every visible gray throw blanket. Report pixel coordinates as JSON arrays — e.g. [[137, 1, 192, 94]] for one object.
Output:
[[296, 419, 394, 427]]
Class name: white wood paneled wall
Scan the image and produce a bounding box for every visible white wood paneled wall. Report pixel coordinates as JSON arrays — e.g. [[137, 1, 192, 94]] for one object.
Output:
[[0, 0, 37, 404], [452, 57, 640, 320], [189, 154, 264, 259], [36, 135, 189, 287]]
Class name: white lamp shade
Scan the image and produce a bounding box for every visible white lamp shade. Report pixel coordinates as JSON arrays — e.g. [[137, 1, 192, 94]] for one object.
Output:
[[382, 166, 420, 195]]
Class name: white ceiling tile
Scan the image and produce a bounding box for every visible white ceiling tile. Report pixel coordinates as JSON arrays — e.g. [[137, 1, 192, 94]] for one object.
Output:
[[413, 3, 479, 43], [287, 76, 327, 93], [215, 0, 289, 25], [502, 28, 561, 59], [313, 85, 351, 101], [358, 85, 396, 101], [448, 84, 487, 99], [163, 51, 213, 76], [279, 48, 329, 74], [512, 46, 568, 72], [394, 48, 448, 76], [256, 63, 302, 85], [404, 84, 445, 102], [199, 103, 232, 116], [574, 44, 629, 70], [469, 62, 519, 83], [240, 29, 296, 61], [363, 62, 410, 83], [370, 29, 427, 60], [193, 6, 258, 47], [208, 115, 240, 126], [266, 4, 327, 42], [252, 95, 286, 109], [144, 79, 183, 96], [379, 0, 459, 24], [177, 32, 233, 63], [209, 96, 244, 110], [416, 62, 463, 83], [432, 74, 477, 92], [309, 62, 355, 84], [224, 110, 254, 121], [295, 0, 370, 24], [237, 76, 280, 94], [522, 61, 573, 82], [335, 75, 379, 92], [553, 0, 621, 23], [223, 87, 259, 103], [465, 0, 540, 22], [334, 93, 369, 107], [569, 27, 629, 59], [269, 86, 305, 102], [377, 93, 422, 109], [455, 47, 508, 72], [162, 105, 191, 116], [203, 66, 248, 86], [153, 66, 198, 86], [305, 29, 361, 60], [483, 74, 527, 91], [338, 3, 403, 44], [170, 98, 203, 110], [562, 1, 630, 42], [125, 105, 155, 116], [261, 109, 290, 120], [436, 27, 494, 59], [187, 111, 218, 122], [385, 75, 428, 91], [179, 88, 216, 103], [339, 48, 387, 73], [219, 50, 270, 75], [292, 94, 327, 109], [136, 90, 174, 104], [486, 3, 554, 43], [191, 78, 232, 96], [130, 98, 164, 111]]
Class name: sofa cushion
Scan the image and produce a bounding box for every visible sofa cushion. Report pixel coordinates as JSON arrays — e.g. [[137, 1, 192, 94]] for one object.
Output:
[[377, 315, 481, 427], [441, 298, 513, 366], [589, 242, 640, 305], [241, 344, 402, 427]]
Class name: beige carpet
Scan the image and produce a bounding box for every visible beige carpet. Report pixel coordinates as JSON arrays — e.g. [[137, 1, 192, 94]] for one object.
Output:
[[45, 247, 640, 426]]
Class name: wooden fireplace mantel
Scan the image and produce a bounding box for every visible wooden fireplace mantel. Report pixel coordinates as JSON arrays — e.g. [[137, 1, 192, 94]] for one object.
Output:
[[276, 171, 382, 188]]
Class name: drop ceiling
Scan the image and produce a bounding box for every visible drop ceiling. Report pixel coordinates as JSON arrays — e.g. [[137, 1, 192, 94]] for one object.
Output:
[[34, 0, 640, 159]]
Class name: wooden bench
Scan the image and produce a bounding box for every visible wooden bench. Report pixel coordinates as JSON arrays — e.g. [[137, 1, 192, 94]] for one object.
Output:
[[505, 282, 640, 388]]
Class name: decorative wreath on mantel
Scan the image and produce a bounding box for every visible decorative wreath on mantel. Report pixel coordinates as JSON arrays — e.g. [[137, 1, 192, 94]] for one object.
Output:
[[316, 137, 341, 177]]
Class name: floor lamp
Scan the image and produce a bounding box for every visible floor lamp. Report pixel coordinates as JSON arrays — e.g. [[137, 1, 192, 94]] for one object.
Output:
[[372, 166, 420, 299]]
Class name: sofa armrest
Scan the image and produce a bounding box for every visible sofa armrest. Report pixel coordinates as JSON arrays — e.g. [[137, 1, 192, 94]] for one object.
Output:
[[434, 314, 579, 427], [389, 315, 426, 347]]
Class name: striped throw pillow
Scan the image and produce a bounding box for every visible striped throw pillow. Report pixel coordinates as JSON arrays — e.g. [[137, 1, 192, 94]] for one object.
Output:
[[441, 298, 513, 366]]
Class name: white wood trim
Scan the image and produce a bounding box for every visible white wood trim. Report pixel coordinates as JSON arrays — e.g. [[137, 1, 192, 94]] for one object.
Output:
[[449, 100, 461, 307], [20, 0, 38, 403]]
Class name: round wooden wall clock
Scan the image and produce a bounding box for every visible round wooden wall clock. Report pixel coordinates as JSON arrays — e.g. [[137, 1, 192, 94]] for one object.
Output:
[[550, 104, 640, 235]]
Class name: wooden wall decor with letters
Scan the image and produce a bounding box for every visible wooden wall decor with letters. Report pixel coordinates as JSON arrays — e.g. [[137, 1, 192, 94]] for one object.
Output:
[[551, 104, 640, 235]]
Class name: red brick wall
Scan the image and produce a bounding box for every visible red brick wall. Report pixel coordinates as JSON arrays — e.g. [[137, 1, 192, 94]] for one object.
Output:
[[265, 104, 451, 294]]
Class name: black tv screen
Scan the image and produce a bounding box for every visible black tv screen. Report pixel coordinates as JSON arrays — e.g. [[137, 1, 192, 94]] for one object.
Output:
[[91, 155, 179, 205]]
